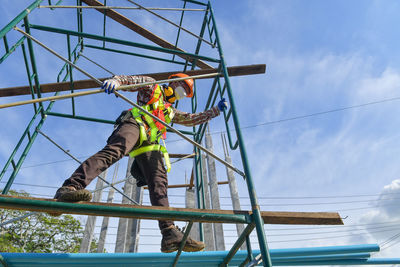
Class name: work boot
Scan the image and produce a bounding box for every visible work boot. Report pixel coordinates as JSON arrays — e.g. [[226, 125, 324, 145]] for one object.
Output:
[[54, 186, 92, 202], [160, 225, 205, 253], [48, 186, 92, 217]]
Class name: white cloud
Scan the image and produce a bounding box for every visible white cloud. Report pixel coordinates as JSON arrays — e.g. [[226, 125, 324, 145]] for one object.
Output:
[[358, 179, 400, 256]]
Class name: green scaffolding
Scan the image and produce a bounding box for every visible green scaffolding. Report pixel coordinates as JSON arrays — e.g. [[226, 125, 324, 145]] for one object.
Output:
[[0, 0, 273, 266]]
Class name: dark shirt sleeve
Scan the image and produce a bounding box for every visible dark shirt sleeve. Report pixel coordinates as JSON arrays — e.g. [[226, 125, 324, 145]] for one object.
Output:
[[111, 75, 156, 92]]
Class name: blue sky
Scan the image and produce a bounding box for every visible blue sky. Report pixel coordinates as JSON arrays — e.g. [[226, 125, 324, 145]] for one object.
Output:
[[2, 0, 400, 258]]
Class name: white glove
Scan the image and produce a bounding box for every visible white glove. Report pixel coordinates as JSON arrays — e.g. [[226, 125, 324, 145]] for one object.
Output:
[[102, 79, 121, 94]]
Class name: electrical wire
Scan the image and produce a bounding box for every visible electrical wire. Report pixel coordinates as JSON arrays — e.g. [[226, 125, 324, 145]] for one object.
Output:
[[255, 227, 400, 244], [166, 95, 400, 144], [5, 181, 400, 200], [6, 182, 400, 213]]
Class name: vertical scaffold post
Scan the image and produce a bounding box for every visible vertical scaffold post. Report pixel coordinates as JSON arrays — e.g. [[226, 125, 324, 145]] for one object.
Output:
[[208, 2, 272, 266]]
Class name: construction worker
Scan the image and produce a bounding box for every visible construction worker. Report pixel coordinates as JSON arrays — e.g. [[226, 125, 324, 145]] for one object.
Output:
[[53, 73, 228, 253]]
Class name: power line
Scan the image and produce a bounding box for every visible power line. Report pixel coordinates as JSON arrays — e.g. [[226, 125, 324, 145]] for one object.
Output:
[[166, 95, 400, 144], [240, 96, 400, 129], [1, 155, 92, 172], [264, 219, 400, 231], [380, 232, 400, 251], [257, 227, 400, 244], [241, 197, 400, 206], [264, 224, 400, 237], [6, 181, 400, 200], [6, 184, 400, 212]]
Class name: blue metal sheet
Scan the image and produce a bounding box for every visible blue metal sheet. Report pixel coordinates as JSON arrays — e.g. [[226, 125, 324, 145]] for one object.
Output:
[[1, 244, 399, 267]]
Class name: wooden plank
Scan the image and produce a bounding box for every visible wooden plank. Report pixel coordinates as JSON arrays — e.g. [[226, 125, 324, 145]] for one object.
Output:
[[168, 153, 195, 159], [0, 64, 266, 98], [81, 0, 213, 70], [0, 195, 343, 225]]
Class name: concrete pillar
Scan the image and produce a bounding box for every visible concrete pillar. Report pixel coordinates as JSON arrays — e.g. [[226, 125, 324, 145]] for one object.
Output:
[[115, 158, 134, 253], [225, 154, 246, 250], [80, 171, 106, 253], [201, 154, 216, 251], [97, 166, 119, 253], [185, 187, 200, 241], [205, 131, 225, 251], [126, 182, 143, 252], [96, 180, 116, 253]]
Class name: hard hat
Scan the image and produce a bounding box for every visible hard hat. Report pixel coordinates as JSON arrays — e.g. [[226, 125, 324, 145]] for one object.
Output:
[[168, 73, 194, 98]]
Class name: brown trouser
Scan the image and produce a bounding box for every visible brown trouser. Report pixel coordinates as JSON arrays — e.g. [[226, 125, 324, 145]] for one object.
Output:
[[62, 115, 173, 230]]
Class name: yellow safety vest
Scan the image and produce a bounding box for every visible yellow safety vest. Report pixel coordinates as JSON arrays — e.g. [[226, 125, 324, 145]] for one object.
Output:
[[128, 84, 174, 172]]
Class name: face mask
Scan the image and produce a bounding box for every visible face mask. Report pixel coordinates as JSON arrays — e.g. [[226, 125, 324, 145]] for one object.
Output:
[[174, 85, 187, 100]]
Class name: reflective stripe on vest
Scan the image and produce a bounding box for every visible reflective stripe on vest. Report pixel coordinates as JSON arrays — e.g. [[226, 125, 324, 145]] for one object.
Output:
[[128, 144, 171, 172], [128, 84, 174, 172]]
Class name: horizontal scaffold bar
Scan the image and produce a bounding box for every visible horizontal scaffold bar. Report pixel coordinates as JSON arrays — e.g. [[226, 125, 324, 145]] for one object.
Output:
[[0, 64, 266, 98], [0, 195, 343, 225], [28, 23, 219, 62], [80, 0, 212, 69]]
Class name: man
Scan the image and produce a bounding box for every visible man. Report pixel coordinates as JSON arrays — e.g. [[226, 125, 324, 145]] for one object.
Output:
[[53, 73, 228, 253]]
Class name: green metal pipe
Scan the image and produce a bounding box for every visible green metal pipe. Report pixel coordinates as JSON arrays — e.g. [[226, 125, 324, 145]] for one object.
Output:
[[46, 112, 115, 124], [56, 40, 83, 83], [2, 85, 61, 193], [220, 223, 255, 267], [0, 255, 8, 267], [193, 146, 205, 241], [172, 221, 193, 267], [0, 195, 250, 224], [182, 0, 208, 6], [77, 0, 83, 49], [245, 235, 255, 262], [102, 0, 107, 48], [0, 36, 25, 64], [3, 35, 9, 53], [0, 0, 43, 39], [209, 3, 272, 267], [0, 106, 42, 182], [66, 35, 76, 115], [28, 24, 220, 63], [84, 44, 191, 66], [23, 17, 44, 116], [47, 111, 198, 135], [1, 113, 47, 194], [21, 43, 38, 113], [171, 1, 186, 62]]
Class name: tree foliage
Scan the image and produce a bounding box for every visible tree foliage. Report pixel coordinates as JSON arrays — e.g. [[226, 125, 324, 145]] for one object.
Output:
[[0, 190, 98, 253]]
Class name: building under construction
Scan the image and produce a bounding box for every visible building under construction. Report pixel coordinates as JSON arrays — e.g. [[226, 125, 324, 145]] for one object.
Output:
[[1, 1, 400, 266]]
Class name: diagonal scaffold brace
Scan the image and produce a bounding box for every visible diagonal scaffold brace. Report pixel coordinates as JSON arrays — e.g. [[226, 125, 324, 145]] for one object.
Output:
[[37, 129, 140, 205], [11, 26, 246, 178]]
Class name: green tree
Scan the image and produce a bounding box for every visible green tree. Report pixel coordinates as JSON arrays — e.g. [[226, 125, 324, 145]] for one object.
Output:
[[0, 190, 99, 253]]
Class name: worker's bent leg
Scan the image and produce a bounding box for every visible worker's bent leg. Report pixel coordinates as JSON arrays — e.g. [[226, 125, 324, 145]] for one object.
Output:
[[136, 151, 174, 230], [62, 119, 140, 190]]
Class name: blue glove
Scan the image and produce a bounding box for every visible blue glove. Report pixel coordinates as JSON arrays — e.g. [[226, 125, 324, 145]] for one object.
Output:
[[102, 79, 121, 94], [217, 98, 228, 111]]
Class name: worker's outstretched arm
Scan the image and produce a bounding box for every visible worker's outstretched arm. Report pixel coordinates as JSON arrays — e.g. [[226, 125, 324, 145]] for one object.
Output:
[[102, 75, 155, 94], [172, 98, 228, 127]]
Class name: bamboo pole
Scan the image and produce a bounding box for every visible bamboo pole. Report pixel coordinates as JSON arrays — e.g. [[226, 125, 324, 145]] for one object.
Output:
[[0, 26, 218, 109], [0, 72, 219, 109]]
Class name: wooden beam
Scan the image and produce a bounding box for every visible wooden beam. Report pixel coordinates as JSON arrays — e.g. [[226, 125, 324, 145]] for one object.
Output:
[[0, 64, 266, 98], [81, 0, 213, 70], [0, 195, 343, 225]]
